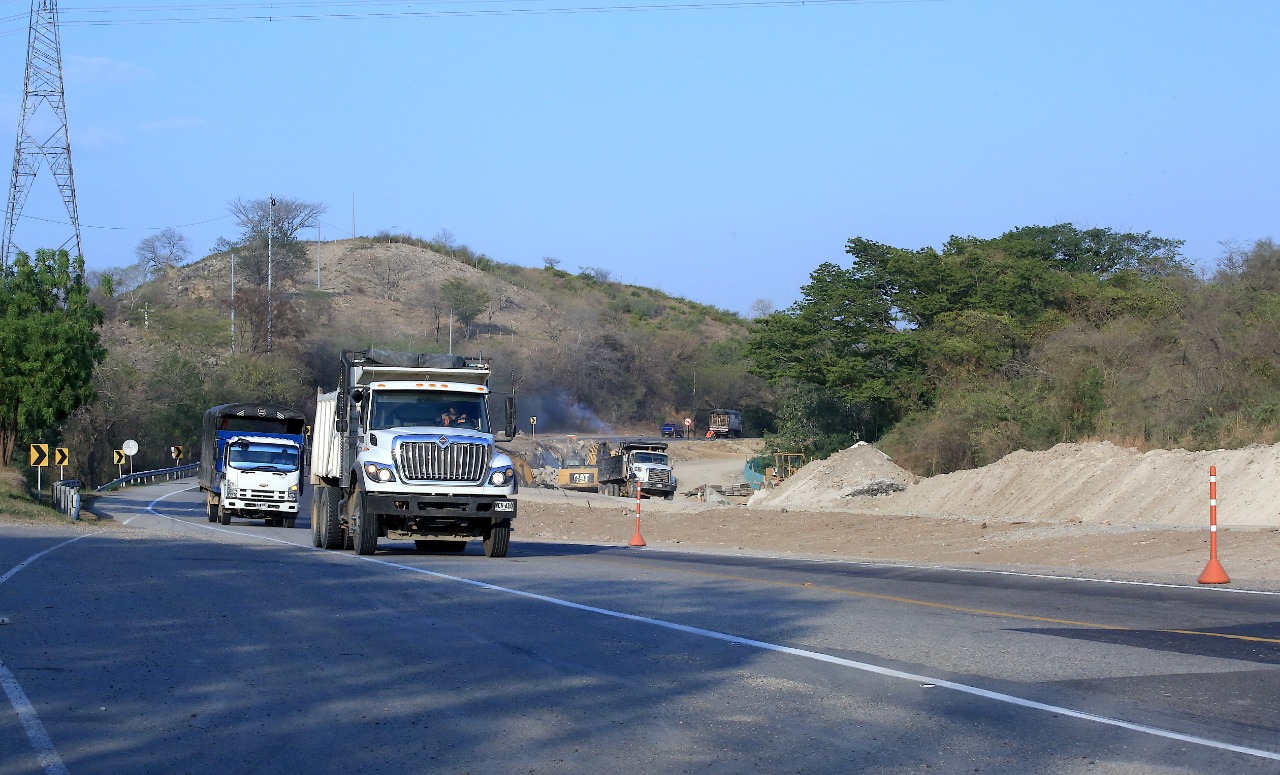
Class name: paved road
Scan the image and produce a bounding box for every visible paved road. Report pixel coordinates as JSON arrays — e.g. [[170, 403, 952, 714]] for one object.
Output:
[[2, 480, 1278, 774]]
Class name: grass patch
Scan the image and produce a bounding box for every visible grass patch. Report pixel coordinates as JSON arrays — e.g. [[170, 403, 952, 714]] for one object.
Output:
[[0, 467, 79, 524]]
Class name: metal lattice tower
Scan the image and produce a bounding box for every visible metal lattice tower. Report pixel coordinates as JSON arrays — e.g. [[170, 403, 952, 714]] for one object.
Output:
[[1, 0, 81, 270]]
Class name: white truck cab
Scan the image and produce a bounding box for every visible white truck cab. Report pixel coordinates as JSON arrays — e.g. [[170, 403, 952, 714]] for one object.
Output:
[[217, 435, 302, 523]]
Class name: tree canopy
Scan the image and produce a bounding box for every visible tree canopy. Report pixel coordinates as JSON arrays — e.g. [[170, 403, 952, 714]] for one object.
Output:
[[748, 224, 1189, 457], [0, 249, 105, 465]]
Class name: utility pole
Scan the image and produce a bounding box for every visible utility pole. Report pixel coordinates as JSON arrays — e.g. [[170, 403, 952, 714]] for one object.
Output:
[[267, 195, 274, 354], [230, 250, 236, 354], [2, 0, 81, 270]]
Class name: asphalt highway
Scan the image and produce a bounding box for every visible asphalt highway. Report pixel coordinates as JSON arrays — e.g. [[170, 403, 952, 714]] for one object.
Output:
[[2, 480, 1278, 774]]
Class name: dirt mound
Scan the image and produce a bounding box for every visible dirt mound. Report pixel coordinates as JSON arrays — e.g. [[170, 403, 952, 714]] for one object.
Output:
[[763, 440, 1280, 527], [747, 442, 918, 510]]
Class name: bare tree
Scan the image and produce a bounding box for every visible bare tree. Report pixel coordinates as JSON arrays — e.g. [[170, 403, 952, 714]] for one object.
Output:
[[748, 298, 775, 318], [579, 266, 613, 283], [229, 196, 326, 242], [223, 196, 325, 286], [542, 256, 561, 270], [135, 228, 191, 276], [367, 251, 416, 300]]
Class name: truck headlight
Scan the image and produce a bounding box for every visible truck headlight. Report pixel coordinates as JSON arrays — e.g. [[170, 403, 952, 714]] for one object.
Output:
[[363, 462, 397, 483], [489, 466, 514, 486]]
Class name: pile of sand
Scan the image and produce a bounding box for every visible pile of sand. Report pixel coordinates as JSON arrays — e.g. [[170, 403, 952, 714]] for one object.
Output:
[[752, 440, 1280, 528], [747, 442, 919, 510]]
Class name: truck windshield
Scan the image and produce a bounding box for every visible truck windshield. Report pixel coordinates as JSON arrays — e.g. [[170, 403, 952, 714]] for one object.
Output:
[[370, 391, 489, 432], [632, 452, 668, 465], [228, 443, 299, 471]]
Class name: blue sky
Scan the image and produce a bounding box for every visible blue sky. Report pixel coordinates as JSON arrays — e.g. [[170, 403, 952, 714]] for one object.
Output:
[[0, 0, 1275, 315]]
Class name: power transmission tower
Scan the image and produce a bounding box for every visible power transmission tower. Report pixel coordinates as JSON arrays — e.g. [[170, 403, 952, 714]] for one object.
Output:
[[1, 0, 81, 271]]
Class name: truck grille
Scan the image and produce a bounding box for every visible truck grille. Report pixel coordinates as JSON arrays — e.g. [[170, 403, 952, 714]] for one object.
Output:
[[397, 440, 490, 483], [234, 488, 290, 501], [647, 469, 671, 486]]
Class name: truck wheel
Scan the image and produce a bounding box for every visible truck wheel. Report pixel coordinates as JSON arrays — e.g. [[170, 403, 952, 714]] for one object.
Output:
[[318, 487, 343, 550], [352, 491, 378, 556], [219, 508, 231, 526], [207, 500, 219, 523], [664, 493, 674, 501], [311, 493, 324, 547], [483, 524, 510, 558], [284, 516, 297, 529]]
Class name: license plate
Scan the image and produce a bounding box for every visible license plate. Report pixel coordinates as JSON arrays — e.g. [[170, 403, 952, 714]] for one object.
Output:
[[495, 501, 515, 512]]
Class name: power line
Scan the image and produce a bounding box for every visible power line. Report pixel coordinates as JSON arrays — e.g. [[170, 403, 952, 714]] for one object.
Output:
[[44, 0, 947, 25], [18, 212, 233, 231]]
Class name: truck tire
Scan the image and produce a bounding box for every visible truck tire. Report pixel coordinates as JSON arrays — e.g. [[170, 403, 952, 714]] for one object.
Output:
[[219, 507, 231, 526], [310, 493, 324, 547], [207, 500, 219, 523], [483, 524, 510, 558], [352, 490, 378, 555], [664, 492, 674, 501], [284, 516, 297, 529], [318, 486, 343, 550]]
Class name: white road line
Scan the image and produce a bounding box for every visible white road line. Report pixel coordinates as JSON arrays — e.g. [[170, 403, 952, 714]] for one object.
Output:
[[0, 535, 89, 586], [0, 661, 69, 775], [1, 536, 89, 775], [132, 491, 1280, 762]]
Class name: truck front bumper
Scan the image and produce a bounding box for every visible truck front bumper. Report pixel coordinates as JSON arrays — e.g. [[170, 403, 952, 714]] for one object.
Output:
[[365, 492, 516, 537], [223, 499, 299, 513]]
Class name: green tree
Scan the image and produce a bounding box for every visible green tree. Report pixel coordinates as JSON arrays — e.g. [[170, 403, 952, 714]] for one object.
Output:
[[748, 224, 1187, 459], [0, 249, 105, 465], [440, 278, 491, 329]]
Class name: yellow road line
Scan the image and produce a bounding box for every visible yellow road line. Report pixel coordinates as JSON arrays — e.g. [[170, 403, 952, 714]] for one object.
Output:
[[588, 555, 1280, 646]]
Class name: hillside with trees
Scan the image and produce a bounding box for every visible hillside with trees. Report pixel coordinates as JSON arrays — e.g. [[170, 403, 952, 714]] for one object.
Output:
[[750, 224, 1280, 475], [37, 202, 770, 485], [5, 204, 1279, 489]]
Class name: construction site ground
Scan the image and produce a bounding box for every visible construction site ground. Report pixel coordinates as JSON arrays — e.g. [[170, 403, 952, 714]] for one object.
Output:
[[508, 437, 1280, 591]]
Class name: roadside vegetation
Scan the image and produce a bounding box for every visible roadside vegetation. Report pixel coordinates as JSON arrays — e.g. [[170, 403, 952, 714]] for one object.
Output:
[[0, 467, 75, 523], [750, 225, 1280, 475]]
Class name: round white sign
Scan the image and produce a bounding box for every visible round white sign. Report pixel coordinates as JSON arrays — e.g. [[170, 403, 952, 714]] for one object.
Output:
[[122, 439, 139, 456], [683, 418, 692, 426]]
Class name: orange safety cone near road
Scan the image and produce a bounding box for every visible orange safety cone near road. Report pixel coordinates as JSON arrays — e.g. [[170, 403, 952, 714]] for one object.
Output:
[[1198, 465, 1230, 585]]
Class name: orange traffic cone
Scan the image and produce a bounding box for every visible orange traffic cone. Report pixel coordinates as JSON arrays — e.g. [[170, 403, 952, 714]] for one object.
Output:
[[1198, 557, 1229, 585]]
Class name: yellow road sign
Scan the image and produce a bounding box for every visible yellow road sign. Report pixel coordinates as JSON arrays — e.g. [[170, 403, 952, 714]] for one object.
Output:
[[53, 447, 68, 466], [170, 445, 183, 460], [114, 450, 126, 465], [29, 444, 48, 467]]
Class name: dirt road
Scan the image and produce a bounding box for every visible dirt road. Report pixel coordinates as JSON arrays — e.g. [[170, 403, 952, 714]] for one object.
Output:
[[513, 437, 1280, 590]]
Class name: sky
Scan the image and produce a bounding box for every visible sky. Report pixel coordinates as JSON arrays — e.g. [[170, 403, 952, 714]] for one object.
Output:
[[0, 0, 1275, 316]]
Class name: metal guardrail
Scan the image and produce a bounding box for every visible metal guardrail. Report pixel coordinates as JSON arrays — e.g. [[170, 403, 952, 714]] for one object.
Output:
[[95, 462, 199, 493], [51, 480, 82, 521]]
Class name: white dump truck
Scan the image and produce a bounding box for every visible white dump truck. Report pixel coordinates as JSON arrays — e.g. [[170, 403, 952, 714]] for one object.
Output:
[[309, 350, 518, 557], [596, 441, 678, 500]]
